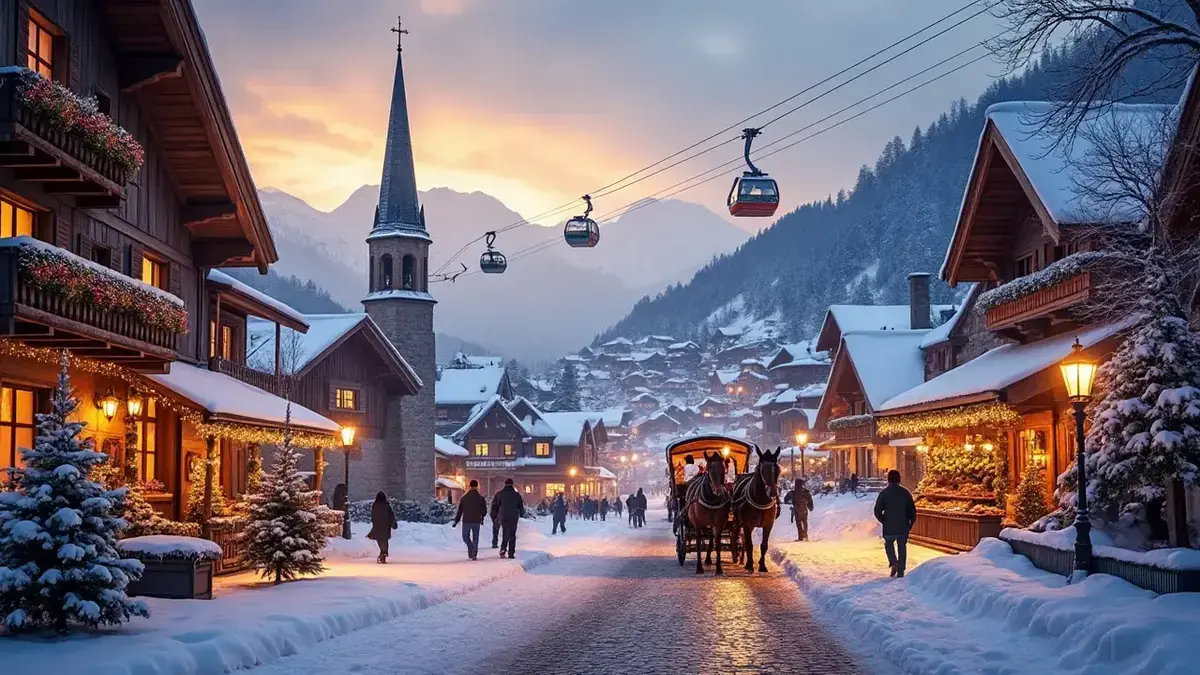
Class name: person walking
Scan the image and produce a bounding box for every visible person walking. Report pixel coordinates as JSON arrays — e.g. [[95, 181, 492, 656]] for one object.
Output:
[[626, 493, 636, 526], [793, 481, 814, 541], [613, 496, 622, 519], [874, 469, 917, 577], [551, 492, 568, 535], [490, 485, 503, 549], [634, 487, 648, 528], [452, 480, 488, 560], [367, 492, 397, 564], [600, 497, 609, 521], [850, 472, 860, 494], [496, 478, 526, 558]]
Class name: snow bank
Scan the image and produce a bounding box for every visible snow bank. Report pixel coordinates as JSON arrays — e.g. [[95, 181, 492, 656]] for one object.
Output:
[[117, 535, 222, 561], [6, 518, 628, 675], [1002, 526, 1200, 571]]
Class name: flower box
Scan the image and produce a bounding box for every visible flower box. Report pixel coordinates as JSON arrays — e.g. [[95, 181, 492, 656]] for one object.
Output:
[[117, 535, 222, 599], [909, 508, 1004, 553]]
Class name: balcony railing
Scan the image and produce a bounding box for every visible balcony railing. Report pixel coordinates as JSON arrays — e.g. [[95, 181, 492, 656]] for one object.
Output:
[[985, 272, 1091, 331], [0, 244, 178, 362], [208, 356, 286, 396]]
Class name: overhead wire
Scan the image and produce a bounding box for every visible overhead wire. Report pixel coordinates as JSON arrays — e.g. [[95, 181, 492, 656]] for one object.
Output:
[[433, 0, 994, 274]]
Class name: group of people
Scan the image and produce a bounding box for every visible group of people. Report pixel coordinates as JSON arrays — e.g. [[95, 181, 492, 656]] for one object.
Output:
[[625, 488, 648, 527], [450, 478, 526, 560]]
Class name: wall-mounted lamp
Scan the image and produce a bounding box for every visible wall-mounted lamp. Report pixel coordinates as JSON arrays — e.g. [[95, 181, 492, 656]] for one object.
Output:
[[94, 388, 119, 422]]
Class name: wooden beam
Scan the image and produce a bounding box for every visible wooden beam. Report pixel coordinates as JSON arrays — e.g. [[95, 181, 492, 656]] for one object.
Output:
[[183, 201, 238, 229], [194, 239, 255, 267], [118, 53, 184, 93], [13, 166, 82, 182], [41, 181, 111, 195], [75, 195, 124, 210]]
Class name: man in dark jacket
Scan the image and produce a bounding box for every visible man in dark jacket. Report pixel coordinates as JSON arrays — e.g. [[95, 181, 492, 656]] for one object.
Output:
[[551, 492, 567, 535], [626, 493, 635, 526], [874, 470, 917, 577], [490, 486, 503, 549], [634, 488, 648, 527], [453, 480, 488, 560], [496, 478, 526, 558], [599, 497, 609, 521]]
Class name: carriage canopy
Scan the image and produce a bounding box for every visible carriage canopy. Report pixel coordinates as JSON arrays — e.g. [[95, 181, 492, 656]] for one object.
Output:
[[665, 435, 754, 485]]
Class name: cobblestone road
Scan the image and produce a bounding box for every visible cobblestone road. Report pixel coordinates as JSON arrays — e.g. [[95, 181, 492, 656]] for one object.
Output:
[[254, 513, 880, 675]]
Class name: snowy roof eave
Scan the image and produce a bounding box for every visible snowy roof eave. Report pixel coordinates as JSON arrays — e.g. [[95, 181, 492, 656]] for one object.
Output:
[[207, 269, 309, 331]]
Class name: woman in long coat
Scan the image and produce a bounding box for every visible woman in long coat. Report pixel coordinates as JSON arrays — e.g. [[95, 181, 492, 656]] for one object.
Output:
[[367, 491, 398, 563]]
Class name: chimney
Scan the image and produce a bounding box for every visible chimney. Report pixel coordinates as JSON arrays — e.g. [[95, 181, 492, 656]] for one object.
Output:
[[908, 272, 931, 330]]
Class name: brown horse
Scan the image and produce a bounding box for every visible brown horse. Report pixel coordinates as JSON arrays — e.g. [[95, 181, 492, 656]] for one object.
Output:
[[733, 447, 781, 573], [684, 451, 730, 575]]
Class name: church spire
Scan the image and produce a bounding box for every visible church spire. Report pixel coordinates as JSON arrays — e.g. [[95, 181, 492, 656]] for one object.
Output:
[[371, 17, 425, 239]]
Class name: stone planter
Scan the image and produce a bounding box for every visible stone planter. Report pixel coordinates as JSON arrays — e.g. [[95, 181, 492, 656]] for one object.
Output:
[[126, 558, 214, 600]]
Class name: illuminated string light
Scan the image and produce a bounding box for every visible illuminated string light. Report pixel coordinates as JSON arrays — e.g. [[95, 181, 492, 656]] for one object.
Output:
[[876, 401, 1021, 437]]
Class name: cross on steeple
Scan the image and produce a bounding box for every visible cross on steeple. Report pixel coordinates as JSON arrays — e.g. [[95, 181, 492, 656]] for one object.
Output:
[[391, 16, 409, 52]]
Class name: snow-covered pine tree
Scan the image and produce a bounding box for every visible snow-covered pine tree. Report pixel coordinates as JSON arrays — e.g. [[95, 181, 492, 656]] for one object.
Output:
[[1058, 255, 1200, 531], [1013, 460, 1050, 527], [551, 363, 581, 412], [0, 354, 148, 632], [241, 402, 325, 584], [185, 453, 227, 523]]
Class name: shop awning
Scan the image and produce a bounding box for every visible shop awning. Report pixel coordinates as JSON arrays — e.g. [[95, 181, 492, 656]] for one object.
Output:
[[145, 361, 339, 436], [877, 320, 1130, 416]]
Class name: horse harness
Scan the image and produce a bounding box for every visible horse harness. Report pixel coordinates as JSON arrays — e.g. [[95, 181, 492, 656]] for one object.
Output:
[[685, 469, 729, 510], [733, 463, 778, 511]]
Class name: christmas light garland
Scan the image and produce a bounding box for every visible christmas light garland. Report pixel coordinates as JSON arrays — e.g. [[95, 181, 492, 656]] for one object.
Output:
[[14, 244, 188, 333], [827, 414, 874, 430], [876, 401, 1021, 437]]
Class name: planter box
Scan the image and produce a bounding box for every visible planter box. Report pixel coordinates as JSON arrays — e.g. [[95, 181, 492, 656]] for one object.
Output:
[[1000, 534, 1200, 595], [909, 508, 1004, 553], [126, 558, 214, 600]]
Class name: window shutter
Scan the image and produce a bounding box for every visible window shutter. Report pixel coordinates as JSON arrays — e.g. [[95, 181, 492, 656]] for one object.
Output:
[[54, 215, 71, 249], [168, 262, 181, 297], [126, 243, 144, 279], [75, 233, 92, 260], [108, 241, 123, 272], [67, 32, 79, 90], [329, 386, 338, 409]]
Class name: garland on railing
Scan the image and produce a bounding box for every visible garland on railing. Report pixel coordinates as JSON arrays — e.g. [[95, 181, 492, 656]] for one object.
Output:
[[875, 401, 1021, 437], [976, 251, 1127, 313], [13, 242, 188, 334], [827, 414, 874, 430], [14, 68, 145, 178], [192, 421, 336, 450]]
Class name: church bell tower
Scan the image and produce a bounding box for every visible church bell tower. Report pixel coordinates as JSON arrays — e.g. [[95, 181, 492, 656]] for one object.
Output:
[[363, 19, 435, 500]]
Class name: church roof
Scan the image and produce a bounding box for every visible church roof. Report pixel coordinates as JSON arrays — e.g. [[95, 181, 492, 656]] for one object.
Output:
[[369, 38, 426, 241]]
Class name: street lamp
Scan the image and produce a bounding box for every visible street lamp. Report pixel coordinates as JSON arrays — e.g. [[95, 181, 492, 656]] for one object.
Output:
[[1060, 338, 1097, 576], [340, 426, 357, 540], [794, 431, 808, 479]]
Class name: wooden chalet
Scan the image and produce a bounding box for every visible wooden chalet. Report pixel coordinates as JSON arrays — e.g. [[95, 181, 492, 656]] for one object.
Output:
[[434, 365, 512, 435], [0, 0, 347, 569], [757, 383, 825, 449], [630, 391, 661, 412], [246, 313, 422, 501], [632, 410, 681, 438], [765, 341, 831, 388], [433, 434, 468, 503], [620, 370, 649, 392]]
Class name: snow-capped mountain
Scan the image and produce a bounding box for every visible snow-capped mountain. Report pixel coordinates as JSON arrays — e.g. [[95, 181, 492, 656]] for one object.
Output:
[[257, 186, 745, 361]]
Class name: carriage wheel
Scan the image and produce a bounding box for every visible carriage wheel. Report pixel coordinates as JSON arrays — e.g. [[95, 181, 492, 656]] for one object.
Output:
[[676, 521, 687, 566]]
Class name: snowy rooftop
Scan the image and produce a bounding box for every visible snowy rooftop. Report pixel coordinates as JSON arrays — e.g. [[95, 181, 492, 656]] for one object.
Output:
[[699, 396, 730, 407], [247, 314, 420, 385], [668, 341, 700, 350], [879, 320, 1130, 412], [602, 337, 632, 346], [541, 412, 602, 447], [207, 269, 309, 329], [452, 395, 519, 441], [985, 101, 1175, 226], [713, 369, 740, 385], [601, 408, 630, 427], [840, 330, 930, 410], [434, 434, 468, 457], [146, 361, 339, 434], [631, 392, 661, 403], [436, 366, 507, 405], [919, 291, 972, 348]]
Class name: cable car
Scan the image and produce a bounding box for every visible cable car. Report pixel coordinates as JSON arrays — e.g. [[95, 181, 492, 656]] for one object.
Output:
[[727, 128, 779, 218], [564, 194, 600, 248], [479, 231, 507, 274]]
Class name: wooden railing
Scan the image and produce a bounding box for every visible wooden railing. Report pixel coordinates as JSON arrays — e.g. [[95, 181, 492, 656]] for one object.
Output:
[[985, 272, 1091, 330], [0, 247, 177, 352], [909, 508, 1003, 553], [0, 70, 128, 189], [1001, 534, 1200, 594], [208, 517, 249, 575], [208, 356, 285, 395]]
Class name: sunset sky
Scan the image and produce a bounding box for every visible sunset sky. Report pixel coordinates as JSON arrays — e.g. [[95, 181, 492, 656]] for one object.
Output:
[[192, 0, 1005, 228]]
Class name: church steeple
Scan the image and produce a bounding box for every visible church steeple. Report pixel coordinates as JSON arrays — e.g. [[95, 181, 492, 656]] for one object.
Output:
[[370, 17, 426, 240]]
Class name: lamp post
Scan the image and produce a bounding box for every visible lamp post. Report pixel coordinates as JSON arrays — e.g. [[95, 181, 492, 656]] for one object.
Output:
[[1059, 338, 1097, 576], [340, 426, 356, 540], [795, 431, 808, 479]]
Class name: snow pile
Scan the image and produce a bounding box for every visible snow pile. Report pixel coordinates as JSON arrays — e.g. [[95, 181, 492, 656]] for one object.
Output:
[[117, 536, 222, 562], [807, 493, 882, 540], [1002, 527, 1200, 570]]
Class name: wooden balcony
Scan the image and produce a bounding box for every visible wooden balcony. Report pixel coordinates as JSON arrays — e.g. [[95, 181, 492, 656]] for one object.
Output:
[[208, 356, 285, 396], [0, 69, 126, 209], [0, 245, 176, 370], [985, 272, 1091, 332]]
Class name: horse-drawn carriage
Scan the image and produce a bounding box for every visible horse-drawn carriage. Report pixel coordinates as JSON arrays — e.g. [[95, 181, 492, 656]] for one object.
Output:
[[667, 434, 784, 575]]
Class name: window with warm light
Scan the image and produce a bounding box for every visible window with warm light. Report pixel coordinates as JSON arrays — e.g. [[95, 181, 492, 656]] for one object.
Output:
[[26, 12, 56, 80], [141, 255, 166, 290], [503, 443, 514, 457], [133, 398, 157, 483], [0, 197, 35, 239], [0, 386, 39, 483], [474, 443, 488, 457], [545, 482, 565, 497], [334, 388, 359, 411], [535, 442, 551, 457]]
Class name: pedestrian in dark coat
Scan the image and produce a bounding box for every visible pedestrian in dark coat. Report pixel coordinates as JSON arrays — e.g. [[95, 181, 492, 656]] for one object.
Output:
[[551, 493, 568, 535], [495, 478, 526, 558], [850, 472, 860, 493], [625, 494, 635, 526], [453, 480, 488, 560], [874, 470, 917, 577], [600, 497, 609, 521], [490, 487, 503, 549], [613, 498, 622, 518], [793, 483, 814, 541], [634, 488, 648, 528], [367, 492, 397, 564]]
